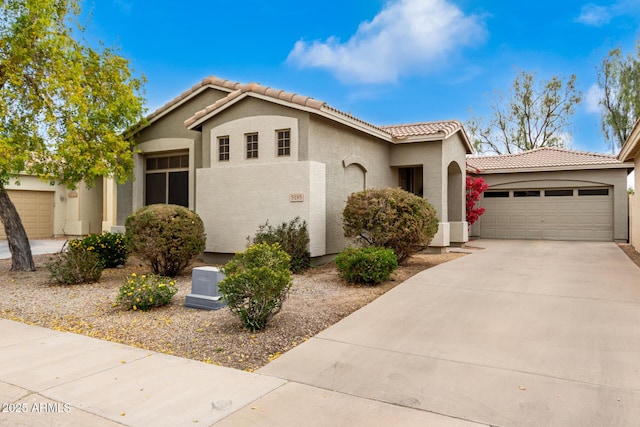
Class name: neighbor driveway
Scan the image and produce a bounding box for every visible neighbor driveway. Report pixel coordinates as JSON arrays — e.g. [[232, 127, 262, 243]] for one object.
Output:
[[231, 240, 640, 426], [0, 239, 66, 259]]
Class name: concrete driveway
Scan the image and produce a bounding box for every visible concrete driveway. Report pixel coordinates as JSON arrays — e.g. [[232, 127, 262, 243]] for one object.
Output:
[[0, 239, 66, 259], [239, 240, 640, 426]]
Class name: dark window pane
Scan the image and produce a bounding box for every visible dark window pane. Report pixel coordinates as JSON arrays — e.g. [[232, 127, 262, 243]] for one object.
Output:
[[545, 189, 573, 197], [146, 158, 156, 171], [484, 191, 509, 198], [157, 157, 169, 169], [514, 190, 540, 197], [169, 156, 181, 169], [168, 171, 189, 207], [145, 173, 166, 205], [180, 155, 189, 168], [578, 188, 609, 196]]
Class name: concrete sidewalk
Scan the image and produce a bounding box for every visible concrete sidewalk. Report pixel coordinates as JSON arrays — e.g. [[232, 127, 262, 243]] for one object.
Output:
[[2, 240, 640, 426], [0, 320, 478, 427]]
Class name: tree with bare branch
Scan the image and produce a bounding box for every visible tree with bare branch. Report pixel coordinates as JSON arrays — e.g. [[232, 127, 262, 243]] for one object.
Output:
[[468, 70, 581, 155]]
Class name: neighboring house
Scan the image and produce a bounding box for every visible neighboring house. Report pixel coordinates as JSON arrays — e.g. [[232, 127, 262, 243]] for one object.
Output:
[[108, 76, 472, 260], [467, 147, 632, 242], [1, 176, 103, 240], [618, 118, 640, 251], [0, 175, 103, 239]]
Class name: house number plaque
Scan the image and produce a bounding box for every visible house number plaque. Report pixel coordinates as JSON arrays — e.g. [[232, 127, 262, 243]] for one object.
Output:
[[289, 193, 304, 202]]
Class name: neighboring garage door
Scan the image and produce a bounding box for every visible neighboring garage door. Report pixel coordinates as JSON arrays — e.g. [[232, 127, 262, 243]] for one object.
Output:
[[0, 190, 54, 239], [479, 187, 613, 241]]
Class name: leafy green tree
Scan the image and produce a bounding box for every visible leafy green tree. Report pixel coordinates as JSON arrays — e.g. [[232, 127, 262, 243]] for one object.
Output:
[[597, 43, 640, 151], [468, 70, 581, 155], [0, 0, 145, 271]]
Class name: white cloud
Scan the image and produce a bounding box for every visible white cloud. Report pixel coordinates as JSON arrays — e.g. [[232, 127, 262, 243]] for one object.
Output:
[[585, 83, 603, 114], [287, 0, 487, 84], [576, 1, 640, 27], [576, 4, 611, 26]]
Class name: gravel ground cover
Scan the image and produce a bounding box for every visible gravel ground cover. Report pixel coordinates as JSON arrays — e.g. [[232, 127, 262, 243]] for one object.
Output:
[[0, 250, 465, 372]]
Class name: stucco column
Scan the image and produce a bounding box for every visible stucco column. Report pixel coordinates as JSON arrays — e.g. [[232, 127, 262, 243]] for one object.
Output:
[[422, 164, 450, 249], [102, 177, 117, 232]]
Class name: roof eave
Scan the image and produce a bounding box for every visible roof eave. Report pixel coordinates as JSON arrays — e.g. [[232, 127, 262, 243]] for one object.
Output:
[[473, 163, 633, 174], [186, 92, 394, 141], [619, 118, 640, 161], [391, 134, 444, 144]]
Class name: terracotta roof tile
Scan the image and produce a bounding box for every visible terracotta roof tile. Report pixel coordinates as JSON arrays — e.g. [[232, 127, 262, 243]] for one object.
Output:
[[147, 76, 241, 122], [467, 147, 625, 172], [382, 120, 464, 139], [180, 77, 469, 148]]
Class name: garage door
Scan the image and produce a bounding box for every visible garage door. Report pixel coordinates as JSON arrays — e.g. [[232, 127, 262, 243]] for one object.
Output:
[[479, 187, 613, 241], [0, 190, 54, 239]]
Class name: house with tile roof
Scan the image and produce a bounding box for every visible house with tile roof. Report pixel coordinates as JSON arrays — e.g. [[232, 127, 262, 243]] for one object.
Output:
[[107, 76, 473, 260], [467, 147, 633, 242], [619, 118, 640, 251]]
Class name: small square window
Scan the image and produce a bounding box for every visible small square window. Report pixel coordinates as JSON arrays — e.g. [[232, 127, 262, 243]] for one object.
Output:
[[157, 157, 169, 170], [218, 136, 230, 161], [277, 129, 291, 157], [246, 133, 258, 159], [169, 156, 181, 169], [146, 158, 157, 171]]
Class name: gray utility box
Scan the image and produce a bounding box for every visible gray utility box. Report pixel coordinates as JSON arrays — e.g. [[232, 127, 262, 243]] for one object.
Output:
[[185, 267, 226, 310]]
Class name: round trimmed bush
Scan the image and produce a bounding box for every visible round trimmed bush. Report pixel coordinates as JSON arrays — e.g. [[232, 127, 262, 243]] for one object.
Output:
[[342, 187, 439, 264], [335, 246, 398, 285], [219, 242, 293, 331], [125, 204, 206, 277]]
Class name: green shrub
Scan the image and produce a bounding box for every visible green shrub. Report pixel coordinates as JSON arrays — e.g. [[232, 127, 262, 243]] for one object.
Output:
[[219, 243, 293, 331], [125, 204, 206, 277], [69, 231, 130, 268], [335, 246, 398, 285], [116, 273, 178, 311], [46, 243, 104, 285], [342, 187, 439, 264], [250, 217, 310, 273]]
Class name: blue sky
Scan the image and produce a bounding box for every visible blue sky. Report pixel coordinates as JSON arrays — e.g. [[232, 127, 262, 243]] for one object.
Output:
[[84, 0, 640, 154]]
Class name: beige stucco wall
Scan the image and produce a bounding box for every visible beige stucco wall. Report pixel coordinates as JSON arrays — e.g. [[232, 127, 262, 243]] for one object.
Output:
[[64, 180, 103, 236], [307, 115, 395, 254], [631, 158, 640, 249], [196, 161, 326, 256], [207, 115, 300, 166], [470, 168, 629, 242]]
